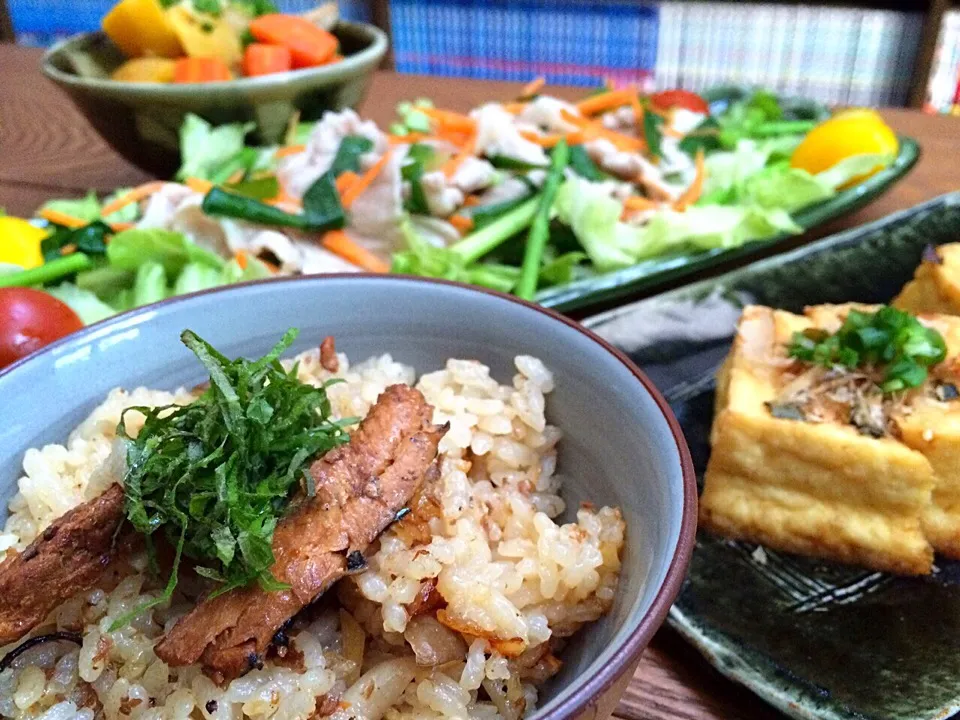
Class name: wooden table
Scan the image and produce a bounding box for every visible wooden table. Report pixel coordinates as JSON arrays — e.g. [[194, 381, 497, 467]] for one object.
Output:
[[2, 42, 959, 720]]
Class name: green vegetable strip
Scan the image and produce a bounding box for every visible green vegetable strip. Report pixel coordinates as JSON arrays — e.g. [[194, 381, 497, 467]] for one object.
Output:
[[751, 120, 817, 137], [450, 197, 540, 265], [465, 191, 536, 228], [226, 175, 280, 201], [0, 253, 94, 288], [516, 140, 570, 300], [202, 187, 343, 233]]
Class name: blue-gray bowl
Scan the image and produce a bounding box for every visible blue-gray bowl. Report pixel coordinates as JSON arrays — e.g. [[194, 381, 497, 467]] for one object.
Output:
[[0, 275, 695, 719]]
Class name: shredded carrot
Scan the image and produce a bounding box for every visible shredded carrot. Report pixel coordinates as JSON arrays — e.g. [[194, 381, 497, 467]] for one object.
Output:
[[520, 129, 586, 148], [110, 222, 135, 232], [662, 125, 684, 139], [435, 127, 474, 149], [624, 196, 659, 211], [387, 132, 436, 145], [60, 243, 77, 255], [560, 109, 645, 152], [226, 169, 245, 185], [576, 87, 637, 116], [462, 195, 481, 207], [321, 230, 389, 272], [335, 171, 359, 194], [98, 181, 166, 218], [340, 149, 394, 209], [267, 189, 302, 208], [674, 149, 706, 211], [520, 76, 546, 98], [502, 102, 527, 115], [274, 144, 306, 158], [442, 134, 477, 178], [235, 250, 249, 270], [448, 214, 474, 234], [184, 177, 214, 194], [420, 107, 477, 135], [630, 94, 645, 126], [38, 208, 87, 228]]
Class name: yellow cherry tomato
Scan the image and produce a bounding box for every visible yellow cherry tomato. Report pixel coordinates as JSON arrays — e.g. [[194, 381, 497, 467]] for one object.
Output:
[[0, 217, 47, 269], [791, 109, 898, 188]]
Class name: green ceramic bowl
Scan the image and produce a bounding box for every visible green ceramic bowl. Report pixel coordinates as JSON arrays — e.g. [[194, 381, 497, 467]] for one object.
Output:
[[40, 22, 387, 176]]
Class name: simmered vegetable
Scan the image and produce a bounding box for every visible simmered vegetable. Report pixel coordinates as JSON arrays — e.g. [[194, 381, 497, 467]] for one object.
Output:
[[173, 57, 233, 83], [101, 0, 344, 82], [101, 0, 182, 58], [167, 4, 243, 67], [243, 43, 292, 77], [248, 14, 339, 68], [111, 57, 177, 83]]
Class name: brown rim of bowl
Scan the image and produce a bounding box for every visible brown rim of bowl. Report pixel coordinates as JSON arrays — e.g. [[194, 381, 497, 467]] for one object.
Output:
[[0, 273, 697, 719], [39, 22, 387, 92]]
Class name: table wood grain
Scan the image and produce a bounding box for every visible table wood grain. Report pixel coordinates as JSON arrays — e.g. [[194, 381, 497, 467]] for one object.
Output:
[[1, 42, 959, 720]]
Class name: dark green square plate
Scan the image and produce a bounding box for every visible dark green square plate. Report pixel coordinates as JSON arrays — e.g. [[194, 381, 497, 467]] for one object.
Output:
[[536, 120, 919, 313], [584, 192, 960, 720]]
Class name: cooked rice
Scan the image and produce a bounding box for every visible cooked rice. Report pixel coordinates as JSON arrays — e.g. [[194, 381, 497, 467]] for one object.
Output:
[[0, 349, 624, 720]]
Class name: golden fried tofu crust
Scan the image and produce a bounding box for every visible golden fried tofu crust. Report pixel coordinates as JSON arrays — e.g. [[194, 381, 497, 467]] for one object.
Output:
[[894, 244, 960, 316], [701, 304, 939, 575]]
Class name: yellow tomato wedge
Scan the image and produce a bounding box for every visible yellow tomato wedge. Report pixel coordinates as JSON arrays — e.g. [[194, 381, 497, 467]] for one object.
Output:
[[111, 57, 177, 83], [791, 109, 898, 188], [166, 5, 243, 67], [102, 0, 183, 58], [0, 218, 47, 269]]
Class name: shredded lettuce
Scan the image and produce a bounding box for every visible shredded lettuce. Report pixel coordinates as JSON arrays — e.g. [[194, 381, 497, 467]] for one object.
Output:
[[107, 228, 225, 277], [554, 179, 638, 271], [176, 114, 255, 181], [39, 188, 140, 224], [630, 205, 801, 260], [556, 176, 802, 268], [702, 139, 893, 214], [46, 283, 117, 324]]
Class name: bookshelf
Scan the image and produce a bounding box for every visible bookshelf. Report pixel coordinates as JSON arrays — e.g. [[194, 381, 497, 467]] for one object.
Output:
[[371, 0, 957, 110]]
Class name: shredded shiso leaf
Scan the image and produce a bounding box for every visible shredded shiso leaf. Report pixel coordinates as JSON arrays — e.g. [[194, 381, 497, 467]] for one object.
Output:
[[109, 328, 353, 630]]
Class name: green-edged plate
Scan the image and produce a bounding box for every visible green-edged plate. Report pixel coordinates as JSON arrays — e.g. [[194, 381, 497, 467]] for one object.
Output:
[[584, 191, 960, 720]]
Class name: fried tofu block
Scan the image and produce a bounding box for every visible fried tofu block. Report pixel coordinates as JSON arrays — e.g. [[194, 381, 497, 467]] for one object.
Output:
[[894, 244, 960, 316], [701, 304, 937, 575]]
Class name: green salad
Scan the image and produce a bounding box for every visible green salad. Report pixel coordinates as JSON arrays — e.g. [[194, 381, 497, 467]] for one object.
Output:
[[0, 84, 899, 341]]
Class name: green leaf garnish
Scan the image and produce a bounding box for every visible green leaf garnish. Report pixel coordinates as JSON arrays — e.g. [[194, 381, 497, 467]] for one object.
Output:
[[787, 306, 947, 393], [110, 328, 349, 630]]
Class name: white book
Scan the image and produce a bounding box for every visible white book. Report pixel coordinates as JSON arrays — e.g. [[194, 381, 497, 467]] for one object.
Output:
[[765, 5, 792, 94], [784, 6, 812, 97], [851, 11, 883, 107], [655, 2, 683, 89]]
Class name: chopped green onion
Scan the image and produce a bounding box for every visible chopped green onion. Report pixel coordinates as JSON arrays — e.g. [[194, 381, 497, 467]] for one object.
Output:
[[787, 306, 947, 394], [451, 197, 540, 264], [516, 139, 569, 300], [0, 253, 94, 288]]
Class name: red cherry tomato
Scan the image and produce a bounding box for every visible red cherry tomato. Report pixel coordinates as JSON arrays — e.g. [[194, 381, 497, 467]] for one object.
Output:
[[649, 89, 710, 114], [0, 288, 83, 370]]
